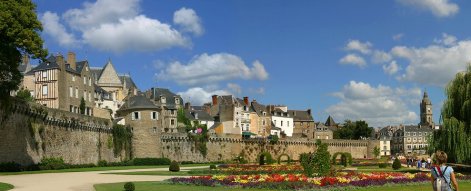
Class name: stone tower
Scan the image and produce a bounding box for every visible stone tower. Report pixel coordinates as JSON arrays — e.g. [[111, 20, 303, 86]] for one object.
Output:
[[419, 91, 434, 127]]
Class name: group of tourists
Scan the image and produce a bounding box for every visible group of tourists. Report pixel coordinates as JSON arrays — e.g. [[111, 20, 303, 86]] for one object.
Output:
[[405, 156, 432, 169]]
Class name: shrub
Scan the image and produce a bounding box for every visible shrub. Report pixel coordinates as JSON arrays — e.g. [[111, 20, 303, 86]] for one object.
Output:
[[98, 160, 108, 167], [258, 152, 274, 165], [392, 158, 401, 170], [169, 161, 180, 172], [132, 158, 171, 165], [39, 157, 66, 170], [209, 164, 217, 170], [124, 182, 135, 191], [0, 162, 22, 172], [378, 163, 389, 168], [340, 154, 347, 167]]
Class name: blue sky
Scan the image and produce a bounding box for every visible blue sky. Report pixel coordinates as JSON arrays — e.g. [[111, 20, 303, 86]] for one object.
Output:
[[33, 0, 471, 127]]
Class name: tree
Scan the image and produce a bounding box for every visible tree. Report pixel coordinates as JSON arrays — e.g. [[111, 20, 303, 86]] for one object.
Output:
[[312, 140, 331, 176], [392, 158, 401, 170], [430, 65, 471, 163], [15, 88, 33, 102], [0, 0, 48, 100], [334, 120, 373, 139], [373, 146, 381, 159], [80, 97, 86, 114]]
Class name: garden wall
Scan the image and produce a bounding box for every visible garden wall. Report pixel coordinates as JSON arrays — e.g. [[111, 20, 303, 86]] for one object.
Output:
[[0, 100, 121, 165]]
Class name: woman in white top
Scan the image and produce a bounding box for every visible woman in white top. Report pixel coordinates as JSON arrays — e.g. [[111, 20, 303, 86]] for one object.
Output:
[[431, 151, 459, 191]]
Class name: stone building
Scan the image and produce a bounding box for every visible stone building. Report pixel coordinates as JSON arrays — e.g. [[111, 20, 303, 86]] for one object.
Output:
[[116, 93, 161, 158], [91, 60, 138, 117], [251, 100, 271, 137], [268, 105, 294, 137], [145, 88, 183, 133], [313, 123, 333, 140], [209, 95, 243, 137], [24, 52, 95, 115], [184, 105, 215, 129], [288, 109, 315, 139]]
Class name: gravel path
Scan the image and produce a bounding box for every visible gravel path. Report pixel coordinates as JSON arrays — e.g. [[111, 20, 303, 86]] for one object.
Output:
[[0, 166, 207, 191]]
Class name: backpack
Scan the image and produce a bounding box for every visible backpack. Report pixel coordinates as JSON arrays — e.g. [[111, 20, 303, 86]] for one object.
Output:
[[432, 166, 451, 191]]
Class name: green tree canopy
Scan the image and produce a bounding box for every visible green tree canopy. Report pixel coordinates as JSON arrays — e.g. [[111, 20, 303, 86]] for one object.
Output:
[[430, 65, 471, 163], [80, 97, 86, 114], [334, 120, 373, 139], [0, 0, 48, 99]]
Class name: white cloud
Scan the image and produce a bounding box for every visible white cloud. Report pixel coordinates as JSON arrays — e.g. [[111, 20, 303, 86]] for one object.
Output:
[[393, 33, 404, 41], [392, 40, 471, 86], [63, 0, 140, 30], [434, 33, 457, 46], [227, 83, 242, 95], [339, 54, 367, 67], [326, 81, 420, 127], [174, 7, 204, 36], [397, 0, 459, 18], [82, 15, 188, 52], [40, 12, 79, 47], [372, 50, 392, 64], [345, 40, 372, 54], [157, 53, 269, 86], [178, 87, 230, 105], [383, 61, 401, 75], [41, 0, 202, 52]]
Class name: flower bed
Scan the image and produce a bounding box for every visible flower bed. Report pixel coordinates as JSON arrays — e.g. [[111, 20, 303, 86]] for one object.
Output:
[[209, 164, 303, 175], [170, 171, 471, 190]]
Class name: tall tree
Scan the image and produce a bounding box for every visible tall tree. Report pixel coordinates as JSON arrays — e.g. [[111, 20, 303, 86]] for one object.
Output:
[[80, 97, 86, 115], [0, 0, 48, 100], [334, 120, 372, 139], [430, 65, 471, 163]]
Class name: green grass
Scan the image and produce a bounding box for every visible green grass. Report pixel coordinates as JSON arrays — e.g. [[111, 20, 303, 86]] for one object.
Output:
[[94, 181, 471, 191], [108, 170, 211, 176], [0, 164, 207, 176], [0, 182, 13, 191]]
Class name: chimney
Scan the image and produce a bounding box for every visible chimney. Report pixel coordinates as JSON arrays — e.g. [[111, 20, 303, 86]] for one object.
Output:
[[22, 54, 29, 65], [307, 109, 311, 115], [243, 96, 249, 105], [67, 51, 76, 70], [185, 102, 191, 110], [56, 53, 65, 70], [293, 111, 296, 116], [212, 95, 218, 105]]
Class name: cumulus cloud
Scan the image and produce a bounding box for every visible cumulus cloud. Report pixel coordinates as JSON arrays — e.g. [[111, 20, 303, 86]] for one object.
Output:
[[434, 33, 457, 46], [383, 61, 401, 75], [345, 40, 372, 54], [174, 7, 204, 36], [82, 15, 188, 52], [339, 54, 367, 67], [397, 0, 459, 18], [178, 87, 230, 105], [326, 81, 420, 127], [157, 53, 269, 86], [41, 0, 202, 52], [40, 12, 79, 47], [227, 83, 242, 95], [371, 50, 392, 64]]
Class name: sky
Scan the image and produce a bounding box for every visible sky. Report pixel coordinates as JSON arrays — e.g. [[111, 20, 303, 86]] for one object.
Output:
[[32, 0, 471, 127]]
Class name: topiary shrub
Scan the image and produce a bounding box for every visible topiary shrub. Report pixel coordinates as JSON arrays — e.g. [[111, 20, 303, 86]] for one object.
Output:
[[209, 164, 217, 170], [258, 152, 274, 165], [39, 157, 66, 170], [124, 182, 135, 191], [98, 160, 108, 167], [378, 163, 389, 168], [169, 161, 180, 172], [392, 158, 401, 170]]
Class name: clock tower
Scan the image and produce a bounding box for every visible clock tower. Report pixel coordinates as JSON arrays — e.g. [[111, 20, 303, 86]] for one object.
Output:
[[419, 91, 434, 127]]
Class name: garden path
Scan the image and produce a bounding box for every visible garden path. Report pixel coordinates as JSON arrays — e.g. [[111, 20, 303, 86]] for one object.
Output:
[[0, 166, 207, 191]]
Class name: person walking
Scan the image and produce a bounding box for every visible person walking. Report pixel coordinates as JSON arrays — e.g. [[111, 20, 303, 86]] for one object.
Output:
[[431, 151, 459, 191]]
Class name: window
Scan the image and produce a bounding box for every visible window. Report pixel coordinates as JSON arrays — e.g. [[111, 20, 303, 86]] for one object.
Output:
[[175, 98, 180, 104], [153, 127, 157, 133], [406, 132, 410, 136], [317, 135, 320, 139], [70, 105, 73, 112], [88, 92, 91, 102], [263, 112, 266, 116], [132, 112, 140, 120], [425, 132, 428, 136], [326, 136, 329, 139], [274, 120, 277, 126], [151, 112, 158, 120], [281, 121, 283, 127], [69, 87, 73, 97], [83, 76, 86, 84], [42, 71, 47, 78], [170, 119, 175, 126], [300, 122, 304, 126], [419, 132, 422, 136], [287, 121, 290, 127], [161, 96, 166, 103], [263, 120, 266, 126], [72, 76, 75, 81], [42, 85, 48, 95], [383, 146, 387, 150], [170, 110, 175, 115], [75, 87, 78, 98], [88, 77, 91, 86]]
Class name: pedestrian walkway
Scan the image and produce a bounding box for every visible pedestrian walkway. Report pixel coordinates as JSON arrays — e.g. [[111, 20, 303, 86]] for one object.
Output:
[[0, 166, 207, 191]]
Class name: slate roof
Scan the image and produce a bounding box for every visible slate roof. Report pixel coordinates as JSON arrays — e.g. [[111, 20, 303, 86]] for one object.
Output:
[[117, 93, 159, 111], [325, 115, 336, 126], [29, 56, 60, 73], [119, 75, 138, 89], [90, 67, 103, 81], [403, 125, 434, 132], [185, 110, 214, 121], [148, 88, 183, 108], [251, 101, 269, 116], [287, 110, 313, 121]]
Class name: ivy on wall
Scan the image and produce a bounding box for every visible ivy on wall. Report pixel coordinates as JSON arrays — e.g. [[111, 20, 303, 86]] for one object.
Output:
[[112, 124, 132, 159]]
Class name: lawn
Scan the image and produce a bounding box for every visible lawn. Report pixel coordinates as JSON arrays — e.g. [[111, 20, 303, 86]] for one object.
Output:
[[0, 182, 13, 191], [0, 164, 208, 176], [94, 181, 471, 191], [107, 170, 211, 176]]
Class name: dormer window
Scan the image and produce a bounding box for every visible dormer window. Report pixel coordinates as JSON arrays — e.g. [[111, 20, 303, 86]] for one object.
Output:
[[161, 96, 166, 103], [262, 112, 266, 116], [175, 97, 180, 104]]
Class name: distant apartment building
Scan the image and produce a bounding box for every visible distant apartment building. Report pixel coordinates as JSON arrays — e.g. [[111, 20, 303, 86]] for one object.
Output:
[[288, 109, 316, 139], [268, 105, 294, 137], [145, 88, 183, 133]]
